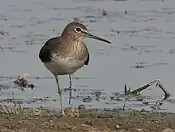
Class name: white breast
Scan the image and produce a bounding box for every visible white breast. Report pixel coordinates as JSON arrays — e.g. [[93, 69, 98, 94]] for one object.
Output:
[[43, 54, 84, 75]]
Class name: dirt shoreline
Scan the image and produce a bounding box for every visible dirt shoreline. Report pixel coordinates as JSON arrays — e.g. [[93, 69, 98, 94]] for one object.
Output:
[[0, 106, 175, 132]]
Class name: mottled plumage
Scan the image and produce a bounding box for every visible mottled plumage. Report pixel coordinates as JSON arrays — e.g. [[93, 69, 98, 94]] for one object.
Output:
[[40, 36, 89, 60], [39, 22, 111, 116], [39, 37, 89, 75]]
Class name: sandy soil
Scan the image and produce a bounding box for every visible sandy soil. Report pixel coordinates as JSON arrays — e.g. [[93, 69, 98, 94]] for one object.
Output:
[[0, 106, 175, 132]]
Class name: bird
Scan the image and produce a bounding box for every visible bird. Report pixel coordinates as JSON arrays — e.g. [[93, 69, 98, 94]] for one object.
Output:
[[39, 22, 111, 115]]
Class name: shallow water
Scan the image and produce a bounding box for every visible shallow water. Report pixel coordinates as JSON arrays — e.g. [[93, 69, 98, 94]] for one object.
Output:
[[0, 0, 175, 112]]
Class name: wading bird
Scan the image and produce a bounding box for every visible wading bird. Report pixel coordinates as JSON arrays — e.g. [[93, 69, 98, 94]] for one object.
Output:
[[39, 22, 111, 115]]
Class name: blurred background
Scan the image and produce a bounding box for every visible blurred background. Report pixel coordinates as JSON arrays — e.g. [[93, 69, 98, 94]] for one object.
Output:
[[0, 0, 175, 112]]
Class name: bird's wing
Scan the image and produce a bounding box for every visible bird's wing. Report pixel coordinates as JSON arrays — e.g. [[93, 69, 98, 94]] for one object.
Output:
[[39, 37, 60, 62], [84, 45, 90, 65]]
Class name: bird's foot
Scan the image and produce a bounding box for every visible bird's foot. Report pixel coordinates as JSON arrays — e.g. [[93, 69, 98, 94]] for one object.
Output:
[[61, 110, 65, 116]]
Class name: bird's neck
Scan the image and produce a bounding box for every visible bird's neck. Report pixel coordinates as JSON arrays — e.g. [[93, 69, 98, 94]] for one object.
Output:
[[60, 34, 86, 58]]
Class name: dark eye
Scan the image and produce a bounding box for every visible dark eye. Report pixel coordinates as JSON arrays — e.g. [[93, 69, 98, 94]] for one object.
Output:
[[76, 27, 81, 32]]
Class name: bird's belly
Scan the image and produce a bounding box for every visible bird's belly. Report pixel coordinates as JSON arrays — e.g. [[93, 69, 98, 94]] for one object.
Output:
[[44, 58, 84, 75]]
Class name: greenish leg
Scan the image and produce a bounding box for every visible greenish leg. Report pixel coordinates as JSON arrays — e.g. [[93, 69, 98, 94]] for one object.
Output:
[[68, 74, 72, 104], [55, 75, 65, 115]]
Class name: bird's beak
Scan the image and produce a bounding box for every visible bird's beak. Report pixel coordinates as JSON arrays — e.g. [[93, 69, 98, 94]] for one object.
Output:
[[88, 33, 111, 44], [82, 30, 111, 44]]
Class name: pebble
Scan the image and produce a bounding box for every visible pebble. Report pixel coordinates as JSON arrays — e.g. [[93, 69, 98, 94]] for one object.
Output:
[[161, 128, 175, 132]]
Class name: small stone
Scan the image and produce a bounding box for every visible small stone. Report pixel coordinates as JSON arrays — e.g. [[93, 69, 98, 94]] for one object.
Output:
[[78, 104, 85, 110], [161, 128, 174, 132], [136, 128, 142, 132], [115, 124, 120, 128]]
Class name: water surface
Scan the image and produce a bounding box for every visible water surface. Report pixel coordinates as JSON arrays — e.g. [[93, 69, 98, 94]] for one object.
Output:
[[0, 0, 175, 112]]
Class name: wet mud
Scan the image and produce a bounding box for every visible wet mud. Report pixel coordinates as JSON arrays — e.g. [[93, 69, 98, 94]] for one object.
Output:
[[0, 107, 175, 132], [0, 0, 175, 131]]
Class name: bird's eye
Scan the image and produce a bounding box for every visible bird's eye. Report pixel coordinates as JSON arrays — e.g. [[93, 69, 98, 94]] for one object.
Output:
[[75, 27, 81, 32]]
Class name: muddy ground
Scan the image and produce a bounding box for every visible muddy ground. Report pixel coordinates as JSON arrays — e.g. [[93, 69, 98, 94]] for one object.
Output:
[[0, 106, 175, 132], [1, 0, 175, 132]]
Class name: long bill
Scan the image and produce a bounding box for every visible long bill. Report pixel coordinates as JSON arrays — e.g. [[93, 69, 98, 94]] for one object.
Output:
[[87, 33, 111, 44]]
